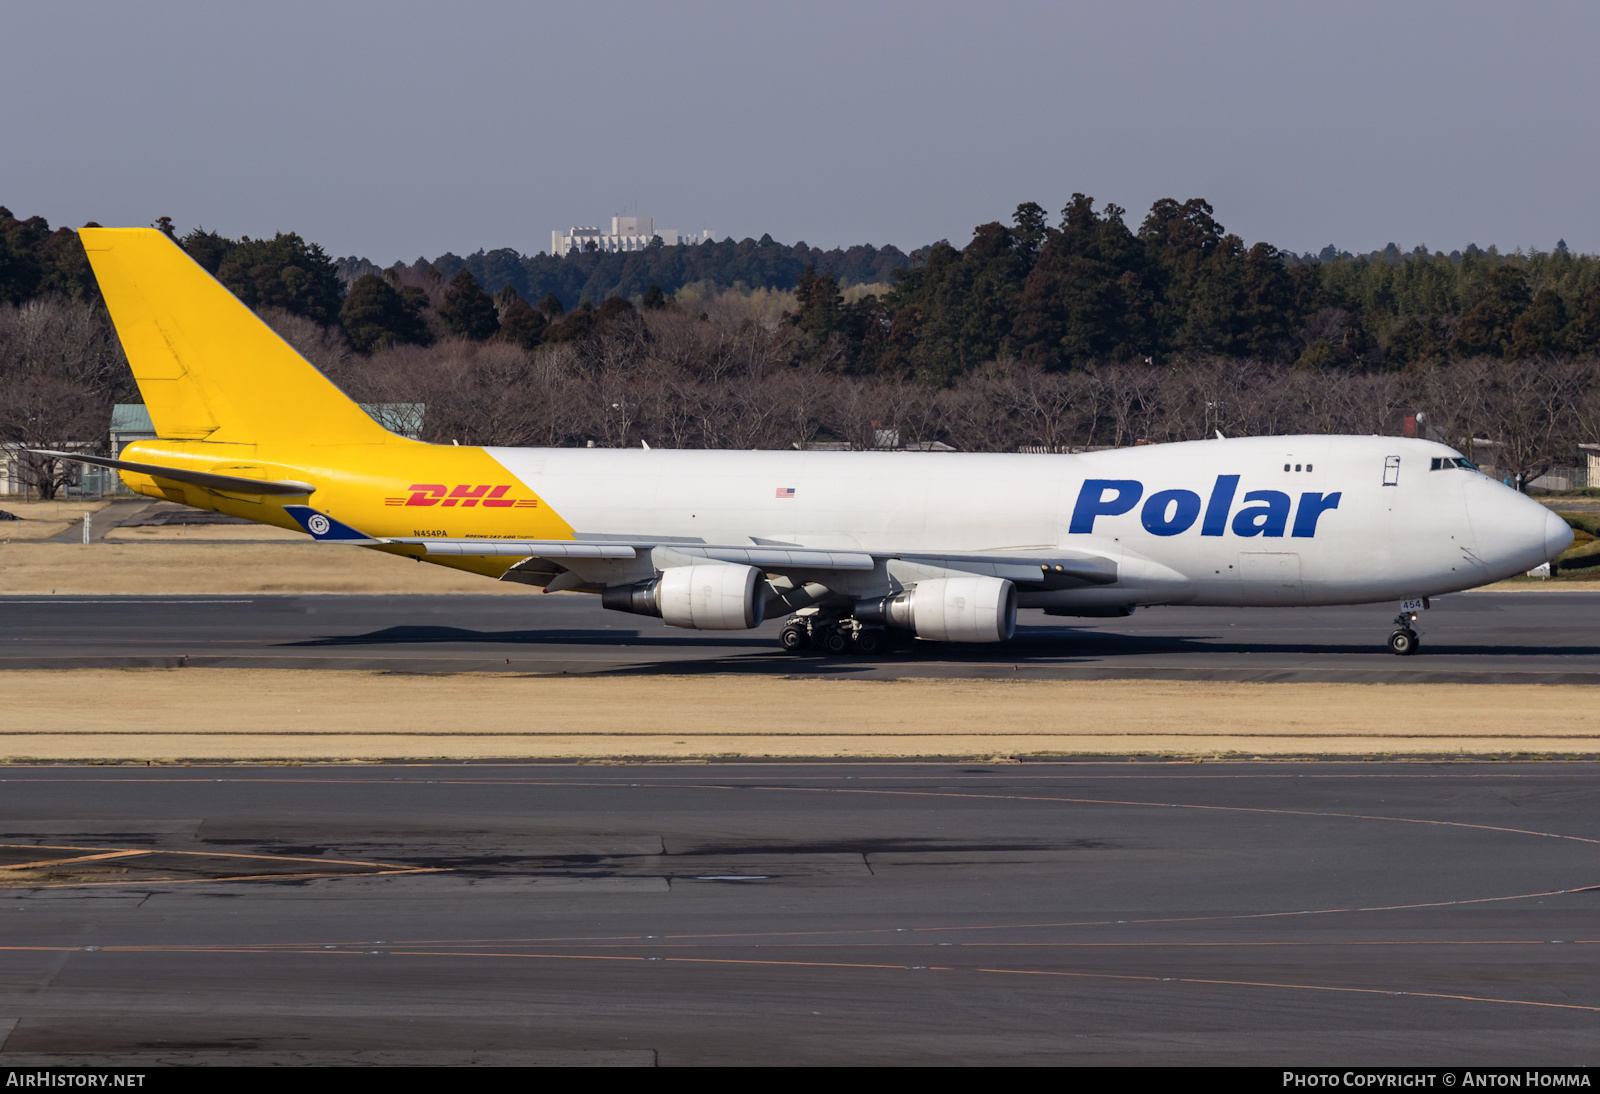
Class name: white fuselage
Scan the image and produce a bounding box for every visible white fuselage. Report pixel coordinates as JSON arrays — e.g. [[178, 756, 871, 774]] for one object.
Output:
[[488, 435, 1568, 610]]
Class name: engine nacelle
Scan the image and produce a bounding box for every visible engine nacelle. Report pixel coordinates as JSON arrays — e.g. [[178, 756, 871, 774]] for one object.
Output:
[[857, 576, 1016, 643], [601, 564, 765, 630]]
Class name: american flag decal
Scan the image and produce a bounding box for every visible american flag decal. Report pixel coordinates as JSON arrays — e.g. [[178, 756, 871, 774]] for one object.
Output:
[[776, 487, 796, 498]]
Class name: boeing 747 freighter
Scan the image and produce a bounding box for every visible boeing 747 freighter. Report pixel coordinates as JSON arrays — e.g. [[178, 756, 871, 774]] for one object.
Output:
[[39, 229, 1572, 657]]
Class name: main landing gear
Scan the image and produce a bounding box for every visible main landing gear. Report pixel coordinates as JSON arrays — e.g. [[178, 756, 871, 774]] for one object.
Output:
[[779, 610, 898, 658], [1388, 609, 1421, 656]]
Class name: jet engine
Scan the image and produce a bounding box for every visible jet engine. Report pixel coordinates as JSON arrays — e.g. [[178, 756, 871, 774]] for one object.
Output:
[[601, 564, 765, 630], [856, 576, 1016, 643]]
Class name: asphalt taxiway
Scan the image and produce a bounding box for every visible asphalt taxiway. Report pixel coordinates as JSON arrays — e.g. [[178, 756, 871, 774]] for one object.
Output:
[[2, 590, 1598, 682], [1, 761, 1596, 1066]]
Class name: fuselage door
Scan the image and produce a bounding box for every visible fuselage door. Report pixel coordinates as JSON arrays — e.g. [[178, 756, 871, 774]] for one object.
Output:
[[1383, 455, 1401, 486], [1238, 551, 1303, 604]]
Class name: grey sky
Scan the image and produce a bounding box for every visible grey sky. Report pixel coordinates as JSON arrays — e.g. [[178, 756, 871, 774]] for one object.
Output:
[[5, 1, 1597, 262]]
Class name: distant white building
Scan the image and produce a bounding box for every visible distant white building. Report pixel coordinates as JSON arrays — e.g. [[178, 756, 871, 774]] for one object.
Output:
[[552, 216, 716, 257]]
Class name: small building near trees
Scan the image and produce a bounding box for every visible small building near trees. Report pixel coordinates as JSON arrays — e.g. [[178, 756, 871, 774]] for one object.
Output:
[[552, 216, 715, 257]]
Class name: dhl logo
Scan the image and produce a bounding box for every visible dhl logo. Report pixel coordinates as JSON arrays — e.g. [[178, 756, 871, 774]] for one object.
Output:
[[385, 484, 539, 508]]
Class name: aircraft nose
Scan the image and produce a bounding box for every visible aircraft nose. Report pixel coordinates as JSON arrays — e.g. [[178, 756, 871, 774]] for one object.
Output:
[[1545, 509, 1574, 561]]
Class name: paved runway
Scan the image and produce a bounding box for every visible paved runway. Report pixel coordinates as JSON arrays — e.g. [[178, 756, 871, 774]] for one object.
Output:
[[2, 590, 1598, 682], [1, 761, 1597, 1065]]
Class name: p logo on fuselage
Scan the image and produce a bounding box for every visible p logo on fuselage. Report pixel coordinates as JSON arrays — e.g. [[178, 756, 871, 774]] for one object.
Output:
[[1070, 477, 1341, 539]]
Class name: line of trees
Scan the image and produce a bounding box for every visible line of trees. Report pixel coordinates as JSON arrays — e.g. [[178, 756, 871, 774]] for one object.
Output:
[[788, 198, 1600, 381], [8, 201, 1599, 373], [4, 201, 1600, 500]]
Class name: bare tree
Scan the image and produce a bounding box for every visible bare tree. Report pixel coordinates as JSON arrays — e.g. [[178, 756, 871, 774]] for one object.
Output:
[[0, 300, 125, 498], [1094, 362, 1161, 446], [943, 366, 1021, 453], [1002, 363, 1085, 453], [1480, 357, 1581, 489], [767, 365, 832, 451], [259, 306, 352, 377], [1416, 358, 1496, 466]]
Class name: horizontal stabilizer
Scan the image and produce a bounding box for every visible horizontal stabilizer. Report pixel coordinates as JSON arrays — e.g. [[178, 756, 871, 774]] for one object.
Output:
[[28, 450, 315, 496]]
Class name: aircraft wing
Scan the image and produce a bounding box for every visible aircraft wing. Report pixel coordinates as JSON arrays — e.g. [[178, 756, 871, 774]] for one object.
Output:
[[388, 537, 1115, 585], [377, 536, 876, 568]]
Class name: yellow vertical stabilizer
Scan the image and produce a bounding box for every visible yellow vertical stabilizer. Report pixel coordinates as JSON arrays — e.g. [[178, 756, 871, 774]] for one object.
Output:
[[79, 227, 397, 446]]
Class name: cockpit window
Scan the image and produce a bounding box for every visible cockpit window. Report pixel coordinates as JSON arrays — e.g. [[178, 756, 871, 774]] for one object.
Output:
[[1431, 456, 1481, 472]]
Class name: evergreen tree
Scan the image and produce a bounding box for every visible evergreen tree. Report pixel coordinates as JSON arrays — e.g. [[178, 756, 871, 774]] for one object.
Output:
[[1235, 243, 1296, 357], [180, 228, 231, 274], [0, 211, 101, 305], [339, 274, 431, 352], [209, 232, 345, 325], [1569, 286, 1600, 355], [1011, 202, 1049, 268], [0, 207, 49, 304], [1385, 314, 1449, 366], [546, 299, 595, 342], [793, 266, 844, 340], [498, 293, 548, 350], [437, 269, 500, 340], [1506, 288, 1569, 358], [1140, 198, 1231, 354], [1013, 195, 1152, 366], [1451, 265, 1531, 357], [536, 291, 565, 319], [35, 226, 97, 302], [597, 295, 636, 325]]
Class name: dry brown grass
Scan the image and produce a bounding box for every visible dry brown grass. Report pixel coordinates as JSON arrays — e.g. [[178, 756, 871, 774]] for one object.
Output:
[[2, 670, 1596, 761], [1478, 577, 1600, 590], [0, 542, 528, 594], [0, 522, 71, 541], [0, 500, 113, 520], [0, 501, 114, 541], [103, 525, 309, 542]]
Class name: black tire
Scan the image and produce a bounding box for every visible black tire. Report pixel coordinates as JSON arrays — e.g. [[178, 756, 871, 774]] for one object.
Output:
[[1388, 628, 1418, 656], [822, 630, 851, 655], [854, 628, 887, 656], [779, 625, 809, 652]]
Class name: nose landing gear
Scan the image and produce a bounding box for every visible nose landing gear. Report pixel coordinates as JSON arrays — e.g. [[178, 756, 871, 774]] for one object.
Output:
[[1388, 609, 1421, 656]]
